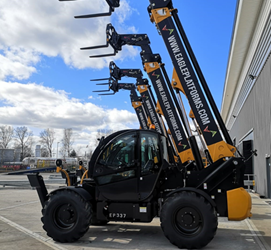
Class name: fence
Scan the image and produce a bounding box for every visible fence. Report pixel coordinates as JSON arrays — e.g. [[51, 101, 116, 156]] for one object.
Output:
[[244, 174, 255, 191]]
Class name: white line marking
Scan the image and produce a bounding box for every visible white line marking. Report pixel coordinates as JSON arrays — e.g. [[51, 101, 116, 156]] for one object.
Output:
[[0, 215, 68, 250], [0, 201, 39, 211], [245, 218, 270, 250], [251, 194, 271, 207]]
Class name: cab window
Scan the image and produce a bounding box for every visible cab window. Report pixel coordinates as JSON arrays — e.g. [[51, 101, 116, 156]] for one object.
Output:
[[97, 133, 136, 169], [140, 132, 161, 175], [96, 132, 136, 184]]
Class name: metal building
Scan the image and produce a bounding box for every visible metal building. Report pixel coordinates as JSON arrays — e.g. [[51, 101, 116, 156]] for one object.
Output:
[[0, 149, 15, 163], [35, 145, 41, 157], [221, 0, 271, 197]]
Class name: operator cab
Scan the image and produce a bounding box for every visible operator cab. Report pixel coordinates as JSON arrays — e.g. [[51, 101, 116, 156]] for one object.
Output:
[[89, 129, 169, 201]]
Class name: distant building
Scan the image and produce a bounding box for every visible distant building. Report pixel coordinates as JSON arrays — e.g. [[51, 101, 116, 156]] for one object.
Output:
[[221, 0, 271, 197], [35, 145, 41, 157], [0, 149, 15, 163], [14, 148, 21, 162]]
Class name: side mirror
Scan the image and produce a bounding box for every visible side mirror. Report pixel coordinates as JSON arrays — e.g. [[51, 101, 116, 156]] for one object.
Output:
[[56, 159, 62, 167]]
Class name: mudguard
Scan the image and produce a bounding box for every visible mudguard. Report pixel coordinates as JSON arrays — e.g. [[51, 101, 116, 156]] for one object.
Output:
[[49, 186, 93, 202], [166, 187, 217, 208]]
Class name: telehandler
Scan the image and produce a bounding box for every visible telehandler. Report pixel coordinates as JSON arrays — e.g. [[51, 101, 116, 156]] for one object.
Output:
[[28, 0, 253, 249]]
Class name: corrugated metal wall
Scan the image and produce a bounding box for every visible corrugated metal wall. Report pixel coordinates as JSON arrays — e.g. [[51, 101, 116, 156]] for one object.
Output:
[[0, 149, 15, 163], [229, 54, 271, 197]]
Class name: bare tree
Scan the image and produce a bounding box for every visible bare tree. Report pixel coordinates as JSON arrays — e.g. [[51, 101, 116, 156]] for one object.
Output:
[[58, 147, 65, 158], [0, 125, 14, 149], [23, 143, 34, 158], [41, 146, 50, 157], [74, 145, 83, 157], [86, 149, 93, 160], [39, 128, 55, 157], [62, 128, 74, 157], [94, 130, 111, 147], [14, 126, 34, 160], [94, 129, 114, 148]]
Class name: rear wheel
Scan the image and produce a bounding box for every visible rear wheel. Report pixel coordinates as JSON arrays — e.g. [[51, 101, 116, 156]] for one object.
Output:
[[41, 189, 92, 242], [161, 191, 217, 249]]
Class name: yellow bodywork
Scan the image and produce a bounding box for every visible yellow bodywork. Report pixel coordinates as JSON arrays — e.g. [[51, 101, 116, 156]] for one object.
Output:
[[178, 149, 194, 163], [131, 101, 142, 109], [56, 166, 71, 186], [171, 68, 185, 94], [80, 170, 89, 185], [137, 84, 149, 94], [207, 141, 236, 162], [227, 187, 252, 220], [150, 8, 172, 24], [156, 101, 163, 115]]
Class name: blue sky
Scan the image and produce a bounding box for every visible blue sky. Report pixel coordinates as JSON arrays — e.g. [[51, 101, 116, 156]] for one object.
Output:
[[0, 0, 237, 155]]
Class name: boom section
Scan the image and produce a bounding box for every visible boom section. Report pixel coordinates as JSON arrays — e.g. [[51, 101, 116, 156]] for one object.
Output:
[[137, 83, 164, 135], [144, 61, 194, 163], [149, 4, 236, 162], [84, 23, 204, 164], [110, 61, 164, 134], [93, 76, 149, 130], [130, 90, 149, 130], [110, 61, 143, 80], [126, 86, 149, 130]]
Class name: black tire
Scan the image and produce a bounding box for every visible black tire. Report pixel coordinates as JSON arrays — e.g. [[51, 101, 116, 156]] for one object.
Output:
[[160, 191, 218, 249], [41, 189, 92, 242]]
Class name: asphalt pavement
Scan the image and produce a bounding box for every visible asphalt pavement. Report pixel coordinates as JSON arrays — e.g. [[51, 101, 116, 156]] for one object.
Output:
[[0, 173, 270, 250]]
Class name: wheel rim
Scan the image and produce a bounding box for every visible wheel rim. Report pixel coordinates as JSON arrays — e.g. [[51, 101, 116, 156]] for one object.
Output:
[[53, 203, 77, 230], [174, 206, 203, 236]]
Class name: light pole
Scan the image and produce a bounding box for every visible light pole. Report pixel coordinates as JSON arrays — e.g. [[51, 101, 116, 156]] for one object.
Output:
[[57, 142, 60, 159], [85, 145, 88, 161]]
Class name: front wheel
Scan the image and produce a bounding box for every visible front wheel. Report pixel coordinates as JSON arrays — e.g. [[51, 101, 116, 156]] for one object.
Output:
[[41, 189, 92, 242], [161, 191, 218, 249]]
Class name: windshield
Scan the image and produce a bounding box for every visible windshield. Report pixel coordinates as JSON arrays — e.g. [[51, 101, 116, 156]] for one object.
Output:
[[97, 133, 136, 169]]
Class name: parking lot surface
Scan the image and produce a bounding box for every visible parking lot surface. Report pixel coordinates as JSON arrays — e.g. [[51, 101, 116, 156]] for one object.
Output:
[[0, 173, 270, 250]]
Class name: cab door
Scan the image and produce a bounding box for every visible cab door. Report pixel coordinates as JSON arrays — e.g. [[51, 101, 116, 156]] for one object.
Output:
[[93, 131, 139, 201], [138, 131, 162, 200]]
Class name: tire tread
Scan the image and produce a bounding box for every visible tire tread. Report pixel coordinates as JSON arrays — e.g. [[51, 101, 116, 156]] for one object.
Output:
[[160, 191, 218, 249], [41, 189, 92, 243]]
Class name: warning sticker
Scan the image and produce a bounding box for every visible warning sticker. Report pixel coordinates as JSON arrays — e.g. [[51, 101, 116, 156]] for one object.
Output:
[[140, 207, 147, 213]]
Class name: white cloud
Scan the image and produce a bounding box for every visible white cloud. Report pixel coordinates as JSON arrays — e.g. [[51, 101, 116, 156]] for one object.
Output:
[[0, 0, 138, 80], [0, 81, 138, 134], [114, 0, 136, 24], [0, 48, 38, 80], [87, 95, 103, 101], [0, 0, 140, 152]]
